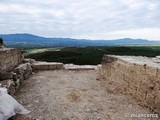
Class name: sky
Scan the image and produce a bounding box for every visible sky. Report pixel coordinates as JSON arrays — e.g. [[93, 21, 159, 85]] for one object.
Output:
[[0, 0, 160, 40]]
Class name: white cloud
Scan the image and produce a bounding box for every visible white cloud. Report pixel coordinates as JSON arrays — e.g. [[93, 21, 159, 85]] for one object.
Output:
[[73, 28, 160, 40], [0, 0, 160, 40]]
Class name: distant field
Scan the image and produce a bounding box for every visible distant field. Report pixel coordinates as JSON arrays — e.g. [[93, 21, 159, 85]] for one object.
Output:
[[25, 46, 160, 65], [126, 44, 160, 46], [23, 48, 60, 56]]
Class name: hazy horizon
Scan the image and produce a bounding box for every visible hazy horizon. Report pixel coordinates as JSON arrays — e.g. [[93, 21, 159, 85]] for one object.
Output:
[[0, 0, 160, 40], [1, 33, 160, 41]]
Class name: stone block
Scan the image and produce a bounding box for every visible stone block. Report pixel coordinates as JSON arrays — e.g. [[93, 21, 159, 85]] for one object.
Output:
[[156, 68, 160, 81], [8, 84, 16, 95], [140, 82, 155, 93], [65, 64, 97, 70], [117, 62, 126, 72], [128, 67, 140, 78], [135, 88, 147, 102], [154, 81, 160, 92], [112, 61, 120, 69], [32, 62, 64, 70], [0, 72, 13, 80], [122, 80, 129, 88], [17, 73, 24, 82], [145, 93, 156, 109], [127, 84, 137, 97], [136, 64, 146, 74], [15, 79, 20, 90], [101, 55, 118, 64], [0, 79, 13, 88], [14, 63, 32, 81], [24, 58, 35, 64], [0, 48, 23, 72], [155, 98, 160, 114], [114, 70, 122, 82], [101, 64, 111, 77], [0, 79, 16, 95], [146, 66, 157, 77]]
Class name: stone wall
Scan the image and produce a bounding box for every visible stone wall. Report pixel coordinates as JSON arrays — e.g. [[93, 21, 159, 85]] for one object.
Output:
[[65, 64, 97, 70], [0, 62, 33, 95], [32, 62, 64, 70], [0, 48, 23, 72], [99, 55, 160, 114], [0, 38, 65, 96], [0, 42, 31, 95]]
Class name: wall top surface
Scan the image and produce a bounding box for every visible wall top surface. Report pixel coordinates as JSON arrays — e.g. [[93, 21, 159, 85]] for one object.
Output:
[[104, 55, 160, 68]]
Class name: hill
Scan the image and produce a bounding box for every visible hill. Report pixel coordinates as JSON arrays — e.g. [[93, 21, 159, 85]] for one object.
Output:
[[0, 33, 160, 47]]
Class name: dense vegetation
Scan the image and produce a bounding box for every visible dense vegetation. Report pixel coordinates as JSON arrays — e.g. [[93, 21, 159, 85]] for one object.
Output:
[[25, 46, 160, 65]]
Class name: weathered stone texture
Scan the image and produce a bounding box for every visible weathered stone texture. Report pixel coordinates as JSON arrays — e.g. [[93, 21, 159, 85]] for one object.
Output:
[[0, 48, 23, 72], [32, 62, 64, 70], [65, 64, 97, 70], [14, 63, 32, 81], [99, 55, 160, 114], [24, 58, 35, 64], [0, 79, 16, 95], [0, 62, 32, 95], [0, 72, 13, 80], [0, 45, 33, 95]]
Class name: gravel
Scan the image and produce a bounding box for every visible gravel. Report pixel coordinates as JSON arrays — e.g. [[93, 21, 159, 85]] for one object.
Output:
[[13, 70, 158, 120]]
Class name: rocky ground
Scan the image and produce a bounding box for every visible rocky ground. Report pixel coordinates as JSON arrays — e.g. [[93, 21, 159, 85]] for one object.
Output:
[[13, 70, 158, 120]]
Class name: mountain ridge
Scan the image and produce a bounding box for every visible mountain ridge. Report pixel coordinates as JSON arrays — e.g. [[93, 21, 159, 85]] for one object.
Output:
[[0, 33, 159, 47]]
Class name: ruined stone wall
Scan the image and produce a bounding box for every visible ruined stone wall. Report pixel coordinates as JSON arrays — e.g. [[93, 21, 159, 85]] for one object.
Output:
[[32, 62, 64, 70], [99, 55, 160, 114], [0, 48, 23, 72]]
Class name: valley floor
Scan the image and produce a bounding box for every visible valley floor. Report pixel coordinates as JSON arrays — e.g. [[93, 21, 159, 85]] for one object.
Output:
[[14, 70, 158, 120]]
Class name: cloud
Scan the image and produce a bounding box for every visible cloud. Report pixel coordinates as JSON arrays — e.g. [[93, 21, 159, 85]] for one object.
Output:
[[0, 0, 160, 40], [73, 28, 160, 40]]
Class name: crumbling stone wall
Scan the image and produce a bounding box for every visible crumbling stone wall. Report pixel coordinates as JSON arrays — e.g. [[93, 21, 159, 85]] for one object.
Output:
[[0, 42, 64, 95], [99, 55, 160, 114], [0, 38, 31, 95], [32, 62, 64, 70], [0, 48, 23, 72]]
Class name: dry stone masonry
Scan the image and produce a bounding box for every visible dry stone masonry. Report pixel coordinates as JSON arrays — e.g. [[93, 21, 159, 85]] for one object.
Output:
[[0, 38, 65, 95], [64, 64, 97, 70], [99, 55, 160, 114], [32, 61, 64, 70], [0, 39, 32, 95], [0, 48, 23, 72]]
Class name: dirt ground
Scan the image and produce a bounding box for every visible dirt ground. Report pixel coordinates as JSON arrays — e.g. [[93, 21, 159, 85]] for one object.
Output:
[[13, 70, 158, 120]]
